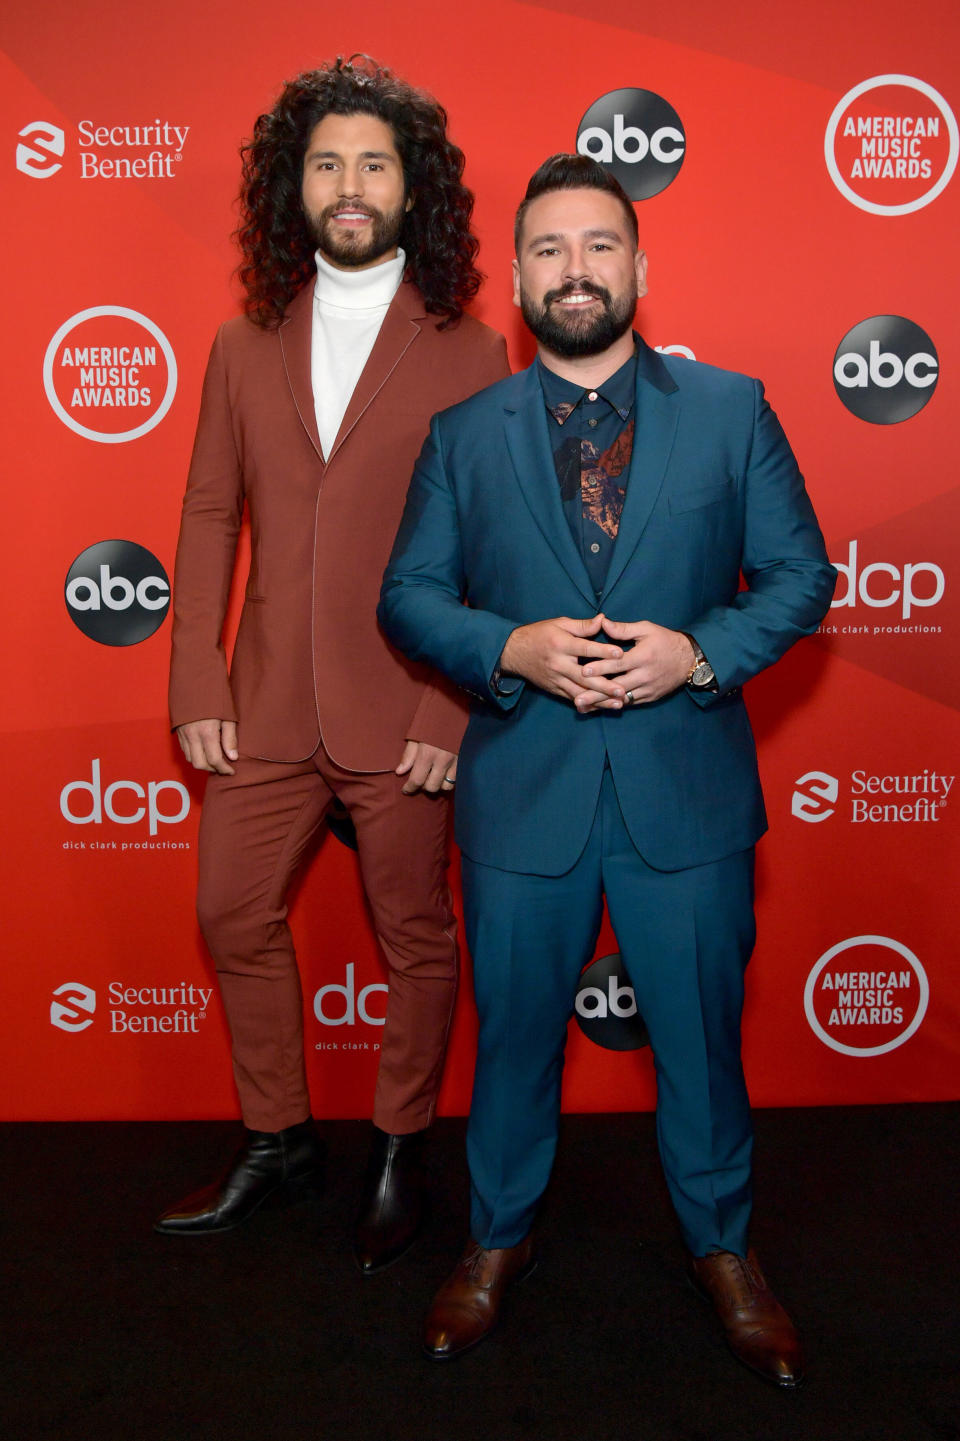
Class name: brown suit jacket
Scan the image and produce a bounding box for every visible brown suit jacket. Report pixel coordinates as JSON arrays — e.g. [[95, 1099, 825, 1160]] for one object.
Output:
[[169, 279, 509, 767]]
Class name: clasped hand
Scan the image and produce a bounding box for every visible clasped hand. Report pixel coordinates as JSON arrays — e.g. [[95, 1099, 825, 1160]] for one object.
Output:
[[500, 614, 694, 713]]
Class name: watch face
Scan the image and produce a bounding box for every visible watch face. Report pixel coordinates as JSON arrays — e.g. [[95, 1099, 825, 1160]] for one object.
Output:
[[691, 661, 715, 687]]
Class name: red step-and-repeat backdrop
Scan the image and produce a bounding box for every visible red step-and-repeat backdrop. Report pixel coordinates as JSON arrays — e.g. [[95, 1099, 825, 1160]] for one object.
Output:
[[2, 0, 957, 1120]]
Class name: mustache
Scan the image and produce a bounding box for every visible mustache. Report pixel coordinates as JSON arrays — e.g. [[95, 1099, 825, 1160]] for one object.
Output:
[[543, 280, 612, 306]]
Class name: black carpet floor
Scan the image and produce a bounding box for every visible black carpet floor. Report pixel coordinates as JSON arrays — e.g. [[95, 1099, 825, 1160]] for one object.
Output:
[[3, 1105, 958, 1441]]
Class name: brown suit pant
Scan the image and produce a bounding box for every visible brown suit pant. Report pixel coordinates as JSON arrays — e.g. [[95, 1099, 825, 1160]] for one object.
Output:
[[196, 742, 458, 1133]]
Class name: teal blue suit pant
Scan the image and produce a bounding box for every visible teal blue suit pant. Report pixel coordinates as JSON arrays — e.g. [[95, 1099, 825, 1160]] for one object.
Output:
[[463, 766, 756, 1257]]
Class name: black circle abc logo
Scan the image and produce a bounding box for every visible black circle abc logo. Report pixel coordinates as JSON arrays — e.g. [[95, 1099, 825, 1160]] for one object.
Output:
[[574, 952, 649, 1052], [833, 316, 939, 424], [577, 88, 685, 200], [65, 539, 170, 646]]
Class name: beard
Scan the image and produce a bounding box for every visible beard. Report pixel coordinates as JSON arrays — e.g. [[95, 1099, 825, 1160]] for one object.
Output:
[[519, 278, 637, 357], [306, 198, 406, 268]]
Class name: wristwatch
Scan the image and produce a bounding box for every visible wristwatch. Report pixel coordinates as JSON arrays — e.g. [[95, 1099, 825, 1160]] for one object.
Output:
[[682, 633, 717, 691]]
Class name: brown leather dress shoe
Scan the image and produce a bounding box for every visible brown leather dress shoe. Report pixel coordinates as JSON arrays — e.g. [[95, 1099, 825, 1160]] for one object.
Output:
[[687, 1248, 805, 1388], [423, 1236, 536, 1359]]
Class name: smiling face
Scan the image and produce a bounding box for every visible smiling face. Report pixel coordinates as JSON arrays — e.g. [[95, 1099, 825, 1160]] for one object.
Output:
[[301, 111, 412, 270], [513, 187, 647, 358]]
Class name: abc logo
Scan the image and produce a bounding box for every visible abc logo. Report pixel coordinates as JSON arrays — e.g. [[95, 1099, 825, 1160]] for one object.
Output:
[[65, 540, 170, 646], [833, 316, 939, 423], [574, 952, 649, 1052], [577, 88, 685, 201]]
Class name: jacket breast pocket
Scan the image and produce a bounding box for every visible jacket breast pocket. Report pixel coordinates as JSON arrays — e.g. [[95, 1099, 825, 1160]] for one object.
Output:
[[667, 478, 734, 516]]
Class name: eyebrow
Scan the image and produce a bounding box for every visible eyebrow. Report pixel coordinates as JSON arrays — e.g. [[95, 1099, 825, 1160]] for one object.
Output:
[[304, 148, 398, 163], [525, 227, 623, 248]]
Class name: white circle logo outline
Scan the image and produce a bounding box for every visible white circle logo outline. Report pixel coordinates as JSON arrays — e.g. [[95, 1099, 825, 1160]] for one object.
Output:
[[43, 306, 178, 444], [804, 934, 929, 1057], [824, 74, 958, 216]]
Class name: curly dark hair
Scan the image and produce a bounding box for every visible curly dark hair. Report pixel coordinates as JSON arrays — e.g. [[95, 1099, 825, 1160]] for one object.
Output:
[[236, 55, 482, 328]]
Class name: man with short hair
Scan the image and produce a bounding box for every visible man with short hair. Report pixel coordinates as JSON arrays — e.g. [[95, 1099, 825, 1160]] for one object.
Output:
[[157, 56, 508, 1271], [380, 154, 836, 1381]]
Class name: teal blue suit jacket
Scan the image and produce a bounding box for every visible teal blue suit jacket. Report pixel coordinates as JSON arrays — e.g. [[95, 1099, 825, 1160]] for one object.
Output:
[[379, 339, 836, 876]]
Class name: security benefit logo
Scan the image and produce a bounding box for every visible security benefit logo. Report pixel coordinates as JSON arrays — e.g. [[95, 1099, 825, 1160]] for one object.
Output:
[[574, 953, 649, 1051], [16, 121, 65, 178], [43, 307, 177, 443], [825, 75, 958, 215], [312, 965, 386, 1054], [65, 540, 170, 646], [792, 768, 953, 826], [50, 981, 213, 1035], [577, 89, 685, 200], [17, 118, 190, 180], [833, 317, 938, 425], [804, 936, 929, 1057]]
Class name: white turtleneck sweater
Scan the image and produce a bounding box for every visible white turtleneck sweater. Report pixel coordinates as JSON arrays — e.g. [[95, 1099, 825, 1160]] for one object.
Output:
[[311, 246, 406, 460]]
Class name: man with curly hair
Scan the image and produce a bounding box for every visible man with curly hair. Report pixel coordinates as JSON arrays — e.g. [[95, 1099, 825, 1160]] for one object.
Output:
[[156, 57, 508, 1272]]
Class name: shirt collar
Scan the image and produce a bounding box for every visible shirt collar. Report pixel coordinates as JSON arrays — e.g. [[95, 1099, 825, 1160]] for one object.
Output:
[[538, 341, 638, 425], [313, 246, 406, 311]]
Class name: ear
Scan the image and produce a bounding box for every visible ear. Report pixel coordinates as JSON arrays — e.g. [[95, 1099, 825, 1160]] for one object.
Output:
[[404, 189, 415, 213], [635, 249, 649, 300], [512, 257, 522, 310]]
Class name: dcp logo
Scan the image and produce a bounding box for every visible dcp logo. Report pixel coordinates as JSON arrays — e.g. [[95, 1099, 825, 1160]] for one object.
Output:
[[577, 89, 685, 200], [574, 953, 649, 1051], [804, 936, 929, 1057], [60, 759, 190, 836], [313, 964, 387, 1026], [833, 316, 939, 424], [792, 772, 839, 822], [831, 540, 944, 620], [51, 982, 96, 1032], [17, 121, 65, 178], [65, 540, 170, 646]]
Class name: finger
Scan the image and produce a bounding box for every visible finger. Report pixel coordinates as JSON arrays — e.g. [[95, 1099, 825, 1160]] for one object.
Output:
[[395, 739, 418, 776], [221, 720, 239, 761], [575, 689, 623, 713], [557, 614, 605, 637], [602, 618, 647, 640], [559, 638, 623, 659], [421, 759, 450, 794], [401, 753, 433, 794], [200, 733, 234, 775], [581, 655, 639, 677]]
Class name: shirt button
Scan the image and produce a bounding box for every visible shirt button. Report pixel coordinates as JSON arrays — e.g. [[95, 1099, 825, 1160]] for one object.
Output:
[[590, 542, 601, 553], [588, 418, 598, 428], [587, 391, 598, 402]]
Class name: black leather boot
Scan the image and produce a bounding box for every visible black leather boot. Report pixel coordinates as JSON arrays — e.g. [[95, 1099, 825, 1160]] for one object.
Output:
[[154, 1119, 325, 1235], [353, 1126, 426, 1274]]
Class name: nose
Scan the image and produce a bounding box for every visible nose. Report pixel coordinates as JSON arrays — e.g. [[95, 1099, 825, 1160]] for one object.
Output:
[[563, 246, 591, 283], [337, 164, 363, 198]]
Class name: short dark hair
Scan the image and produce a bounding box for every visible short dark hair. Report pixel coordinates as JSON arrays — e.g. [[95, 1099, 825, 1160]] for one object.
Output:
[[237, 54, 482, 328], [514, 153, 639, 252]]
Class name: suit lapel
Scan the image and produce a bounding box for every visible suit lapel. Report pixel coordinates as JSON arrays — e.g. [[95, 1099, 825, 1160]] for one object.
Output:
[[328, 281, 422, 463], [503, 366, 596, 608], [279, 277, 424, 466], [279, 283, 322, 460], [600, 341, 679, 601]]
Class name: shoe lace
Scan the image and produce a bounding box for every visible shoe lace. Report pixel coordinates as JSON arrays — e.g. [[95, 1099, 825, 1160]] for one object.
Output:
[[463, 1243, 489, 1281]]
